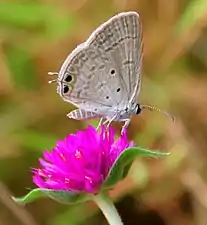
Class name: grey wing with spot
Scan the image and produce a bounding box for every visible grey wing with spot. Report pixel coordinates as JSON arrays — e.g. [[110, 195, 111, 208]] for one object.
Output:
[[58, 46, 124, 115], [88, 11, 143, 104], [57, 11, 143, 115]]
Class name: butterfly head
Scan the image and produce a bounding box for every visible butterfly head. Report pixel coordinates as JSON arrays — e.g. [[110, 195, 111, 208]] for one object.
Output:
[[135, 104, 142, 115]]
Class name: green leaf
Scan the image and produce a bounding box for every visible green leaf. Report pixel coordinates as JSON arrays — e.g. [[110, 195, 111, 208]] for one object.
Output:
[[4, 45, 37, 90], [103, 147, 169, 188], [13, 188, 48, 205], [13, 188, 91, 205], [0, 3, 45, 28], [176, 0, 207, 34], [0, 3, 74, 37]]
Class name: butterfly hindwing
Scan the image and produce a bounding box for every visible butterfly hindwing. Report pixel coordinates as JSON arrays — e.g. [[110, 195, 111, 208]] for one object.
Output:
[[58, 47, 125, 114]]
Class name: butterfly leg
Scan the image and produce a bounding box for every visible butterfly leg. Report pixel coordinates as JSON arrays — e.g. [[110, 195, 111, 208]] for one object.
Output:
[[104, 112, 120, 129], [102, 118, 110, 126], [96, 117, 104, 130], [121, 119, 131, 134], [98, 118, 110, 129]]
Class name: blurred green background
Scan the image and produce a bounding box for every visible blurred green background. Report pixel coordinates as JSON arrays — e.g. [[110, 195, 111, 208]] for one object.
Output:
[[1, 0, 207, 225]]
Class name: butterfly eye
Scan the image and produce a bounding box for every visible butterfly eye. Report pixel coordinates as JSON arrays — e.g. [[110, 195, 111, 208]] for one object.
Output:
[[63, 85, 70, 94]]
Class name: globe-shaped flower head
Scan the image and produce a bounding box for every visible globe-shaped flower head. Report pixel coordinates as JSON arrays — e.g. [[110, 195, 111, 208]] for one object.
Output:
[[33, 125, 133, 194]]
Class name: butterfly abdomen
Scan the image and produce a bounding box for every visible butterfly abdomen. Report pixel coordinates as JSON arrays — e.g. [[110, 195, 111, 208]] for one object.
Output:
[[67, 109, 102, 120]]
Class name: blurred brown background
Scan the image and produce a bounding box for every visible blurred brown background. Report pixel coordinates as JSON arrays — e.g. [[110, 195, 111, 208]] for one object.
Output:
[[1, 0, 207, 224]]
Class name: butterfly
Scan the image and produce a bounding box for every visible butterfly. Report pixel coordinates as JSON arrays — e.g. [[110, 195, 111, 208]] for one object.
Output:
[[49, 11, 173, 131]]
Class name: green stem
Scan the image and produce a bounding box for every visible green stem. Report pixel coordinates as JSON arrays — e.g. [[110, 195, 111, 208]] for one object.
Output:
[[93, 193, 123, 225]]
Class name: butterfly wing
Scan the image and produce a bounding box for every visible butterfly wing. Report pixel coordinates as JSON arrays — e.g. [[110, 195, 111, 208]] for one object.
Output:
[[58, 46, 126, 115], [57, 11, 143, 116], [88, 11, 143, 104]]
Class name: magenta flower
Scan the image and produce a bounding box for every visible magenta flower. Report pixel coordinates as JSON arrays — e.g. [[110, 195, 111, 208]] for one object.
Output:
[[33, 125, 133, 194]]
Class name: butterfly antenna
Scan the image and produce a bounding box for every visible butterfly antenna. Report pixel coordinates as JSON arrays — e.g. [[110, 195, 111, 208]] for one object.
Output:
[[140, 104, 175, 122]]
